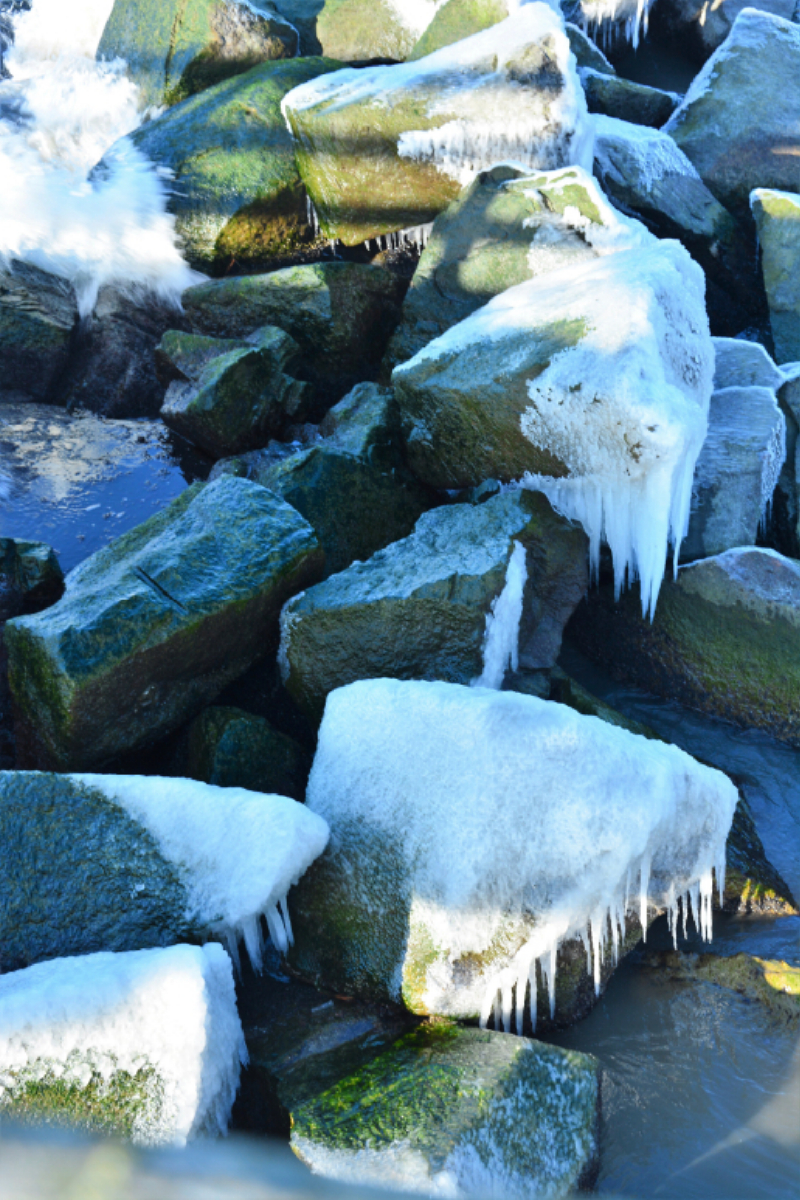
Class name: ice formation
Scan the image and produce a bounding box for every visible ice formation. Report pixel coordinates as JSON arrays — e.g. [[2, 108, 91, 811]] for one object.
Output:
[[0, 944, 246, 1145], [74, 774, 329, 969], [307, 679, 738, 1032], [0, 0, 200, 313], [473, 540, 528, 689], [577, 0, 654, 49], [592, 113, 705, 196]]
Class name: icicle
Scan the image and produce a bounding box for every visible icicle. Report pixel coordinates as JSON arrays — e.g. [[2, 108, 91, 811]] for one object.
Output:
[[278, 895, 294, 947], [639, 852, 651, 941], [472, 540, 528, 688], [225, 930, 242, 976], [578, 927, 592, 973], [265, 903, 288, 954], [665, 882, 677, 949], [589, 907, 605, 995], [716, 842, 727, 910], [529, 960, 538, 1033], [493, 990, 502, 1031], [688, 880, 700, 937], [699, 867, 714, 942], [305, 192, 319, 237], [501, 980, 514, 1032], [479, 987, 495, 1031], [241, 914, 265, 972]]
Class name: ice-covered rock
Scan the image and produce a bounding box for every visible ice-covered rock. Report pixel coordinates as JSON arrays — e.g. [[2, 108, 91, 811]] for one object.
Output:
[[712, 337, 786, 392], [316, 0, 448, 62], [0, 770, 329, 971], [289, 678, 737, 1026], [291, 1024, 600, 1198], [751, 188, 800, 365], [393, 235, 714, 616], [581, 69, 681, 127], [0, 944, 245, 1144], [5, 477, 323, 769], [665, 9, 800, 224], [278, 490, 588, 721], [281, 4, 593, 245], [0, 261, 78, 403]]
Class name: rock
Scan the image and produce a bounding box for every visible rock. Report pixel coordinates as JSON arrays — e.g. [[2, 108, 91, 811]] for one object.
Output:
[[652, 0, 798, 65], [409, 0, 524, 57], [316, 0, 446, 62], [127, 58, 340, 273], [272, 1, 325, 54], [173, 705, 310, 799], [0, 539, 64, 614], [776, 364, 800, 553], [568, 548, 800, 746], [643, 951, 800, 1022], [158, 327, 311, 458], [0, 260, 78, 403], [291, 1024, 601, 1197], [581, 68, 681, 127], [712, 336, 786, 391], [183, 262, 406, 407], [288, 678, 737, 1026], [96, 0, 298, 110], [682, 385, 785, 560], [282, 6, 593, 245], [665, 10, 800, 224], [751, 188, 800, 365], [564, 20, 615, 73], [0, 944, 246, 1144], [5, 477, 323, 770], [279, 490, 588, 722]]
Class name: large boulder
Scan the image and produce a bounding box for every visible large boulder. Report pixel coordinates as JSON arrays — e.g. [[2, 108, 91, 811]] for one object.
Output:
[[751, 188, 800, 365], [288, 679, 737, 1026], [664, 9, 800, 224], [0, 945, 246, 1144], [0, 771, 328, 971], [580, 69, 680, 127], [0, 261, 78, 403], [316, 0, 447, 62], [127, 58, 340, 273], [96, 0, 298, 109], [393, 236, 714, 615], [279, 490, 588, 721], [5, 477, 323, 770], [291, 1024, 601, 1197], [282, 5, 593, 245]]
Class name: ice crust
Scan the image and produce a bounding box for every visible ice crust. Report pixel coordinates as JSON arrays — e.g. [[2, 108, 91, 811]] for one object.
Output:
[[592, 113, 703, 195], [307, 679, 738, 1033], [74, 774, 329, 969], [0, 944, 246, 1145]]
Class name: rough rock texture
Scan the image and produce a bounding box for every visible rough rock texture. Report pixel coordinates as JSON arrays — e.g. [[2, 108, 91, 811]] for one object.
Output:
[[183, 263, 406, 407], [291, 1024, 601, 1198], [581, 68, 680, 127], [0, 261, 78, 403], [665, 9, 800, 224], [652, 0, 799, 65], [128, 58, 340, 273], [272, 1, 325, 53], [751, 188, 800, 365], [409, 0, 518, 57], [5, 477, 323, 770], [172, 705, 310, 799], [316, 0, 445, 62], [158, 327, 311, 458], [712, 337, 786, 392], [643, 951, 800, 1022], [96, 0, 299, 109], [776, 365, 800, 554], [279, 490, 588, 722], [568, 548, 800, 746]]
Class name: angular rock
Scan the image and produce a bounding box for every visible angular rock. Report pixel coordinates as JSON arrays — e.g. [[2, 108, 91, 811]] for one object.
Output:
[[128, 58, 340, 273], [751, 188, 800, 365], [291, 1024, 601, 1197], [0, 944, 246, 1144], [174, 705, 310, 799], [776, 364, 800, 553], [289, 678, 737, 1025], [568, 548, 800, 746], [0, 260, 78, 403], [282, 6, 593, 245], [272, 1, 325, 53], [183, 262, 406, 405], [5, 477, 323, 769], [317, 0, 446, 62], [712, 336, 786, 391], [581, 68, 681, 127], [665, 10, 800, 224], [0, 770, 328, 971], [318, 379, 400, 457], [564, 20, 616, 73], [0, 539, 64, 614], [652, 0, 798, 65], [682, 385, 785, 560], [409, 0, 526, 57], [97, 0, 298, 109], [159, 327, 311, 458]]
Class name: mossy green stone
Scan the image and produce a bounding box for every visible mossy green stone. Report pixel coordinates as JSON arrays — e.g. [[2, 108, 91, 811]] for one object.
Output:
[[409, 0, 507, 59], [0, 261, 78, 401], [3, 1063, 161, 1141], [645, 951, 800, 1022], [179, 705, 310, 798], [582, 70, 679, 128], [751, 188, 800, 364], [317, 0, 422, 61]]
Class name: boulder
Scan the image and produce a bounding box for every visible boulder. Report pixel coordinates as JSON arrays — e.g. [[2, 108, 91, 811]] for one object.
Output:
[[271, 1, 325, 53], [564, 20, 615, 73], [288, 679, 737, 1025], [409, 0, 544, 57], [0, 945, 246, 1144], [777, 364, 800, 552], [282, 5, 593, 245], [279, 490, 588, 722], [712, 336, 786, 392], [0, 260, 78, 403], [643, 951, 800, 1022], [751, 188, 800, 365], [316, 0, 446, 62], [183, 262, 406, 406], [291, 1024, 601, 1197], [568, 548, 800, 746], [0, 771, 328, 971], [96, 0, 298, 110], [5, 476, 323, 770], [682, 385, 785, 560], [127, 58, 340, 273], [581, 68, 681, 127], [665, 10, 800, 224], [393, 236, 714, 615], [651, 0, 798, 65], [158, 327, 311, 458], [173, 705, 310, 799]]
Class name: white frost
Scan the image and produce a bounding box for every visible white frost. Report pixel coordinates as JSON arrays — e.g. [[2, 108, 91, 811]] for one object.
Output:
[[0, 944, 246, 1145], [592, 113, 703, 195], [473, 540, 528, 689]]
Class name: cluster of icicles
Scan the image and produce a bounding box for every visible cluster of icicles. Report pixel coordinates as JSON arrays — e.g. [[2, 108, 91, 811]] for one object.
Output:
[[305, 192, 433, 255], [222, 896, 294, 976]]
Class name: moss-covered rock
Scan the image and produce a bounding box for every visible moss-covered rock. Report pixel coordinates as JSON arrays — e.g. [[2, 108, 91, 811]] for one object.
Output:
[[5, 477, 323, 770], [751, 188, 800, 365], [408, 0, 508, 58], [643, 951, 800, 1022], [97, 0, 298, 109], [290, 1024, 600, 1196], [127, 57, 340, 272], [317, 0, 445, 62], [174, 705, 310, 798], [581, 68, 680, 127], [0, 260, 78, 403], [279, 490, 587, 722]]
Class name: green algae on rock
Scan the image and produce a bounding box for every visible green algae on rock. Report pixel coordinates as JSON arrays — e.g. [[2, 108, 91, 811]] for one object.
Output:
[[5, 477, 323, 770], [317, 0, 446, 62], [581, 69, 680, 128], [643, 951, 800, 1023], [751, 188, 800, 365]]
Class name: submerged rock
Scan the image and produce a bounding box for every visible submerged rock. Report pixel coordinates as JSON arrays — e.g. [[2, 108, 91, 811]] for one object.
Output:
[[291, 1024, 601, 1197], [5, 477, 323, 770], [581, 69, 680, 127], [279, 490, 588, 722], [0, 260, 77, 403], [316, 0, 446, 61], [174, 705, 310, 799], [643, 951, 800, 1022], [751, 188, 800, 365]]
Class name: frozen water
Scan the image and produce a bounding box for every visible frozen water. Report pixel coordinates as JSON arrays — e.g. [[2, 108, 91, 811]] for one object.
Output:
[[473, 540, 528, 689], [0, 943, 246, 1145], [592, 113, 704, 195], [577, 0, 653, 50]]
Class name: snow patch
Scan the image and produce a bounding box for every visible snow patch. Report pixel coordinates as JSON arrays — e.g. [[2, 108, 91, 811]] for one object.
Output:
[[473, 540, 528, 689]]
